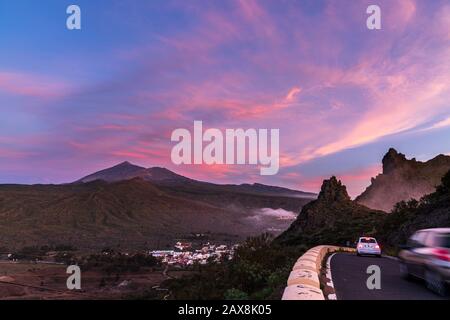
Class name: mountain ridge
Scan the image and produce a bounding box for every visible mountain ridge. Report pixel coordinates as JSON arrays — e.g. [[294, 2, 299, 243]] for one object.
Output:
[[275, 176, 385, 246], [75, 161, 193, 185], [356, 148, 450, 212], [75, 161, 316, 199], [0, 163, 315, 251]]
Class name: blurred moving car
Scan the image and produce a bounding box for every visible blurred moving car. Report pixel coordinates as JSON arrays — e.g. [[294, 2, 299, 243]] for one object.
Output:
[[399, 228, 450, 296], [356, 237, 381, 257]]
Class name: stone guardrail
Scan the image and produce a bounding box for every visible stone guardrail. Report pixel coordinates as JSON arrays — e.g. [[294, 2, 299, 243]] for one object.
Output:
[[282, 245, 355, 300]]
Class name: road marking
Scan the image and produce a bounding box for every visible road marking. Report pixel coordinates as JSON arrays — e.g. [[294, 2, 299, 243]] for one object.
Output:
[[326, 253, 337, 300]]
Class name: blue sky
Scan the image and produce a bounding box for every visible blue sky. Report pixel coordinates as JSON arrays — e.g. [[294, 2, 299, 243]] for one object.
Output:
[[1, 0, 449, 197]]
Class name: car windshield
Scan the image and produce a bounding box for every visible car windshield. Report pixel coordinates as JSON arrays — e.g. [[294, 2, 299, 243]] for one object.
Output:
[[436, 233, 450, 248], [360, 238, 376, 243]]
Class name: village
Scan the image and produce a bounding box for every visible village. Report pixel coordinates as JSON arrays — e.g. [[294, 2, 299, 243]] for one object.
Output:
[[150, 242, 239, 267]]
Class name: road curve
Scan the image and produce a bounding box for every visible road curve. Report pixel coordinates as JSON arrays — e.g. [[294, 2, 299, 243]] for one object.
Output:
[[330, 253, 446, 300]]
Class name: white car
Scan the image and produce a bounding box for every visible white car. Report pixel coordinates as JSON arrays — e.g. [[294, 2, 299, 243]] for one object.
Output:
[[356, 237, 382, 257]]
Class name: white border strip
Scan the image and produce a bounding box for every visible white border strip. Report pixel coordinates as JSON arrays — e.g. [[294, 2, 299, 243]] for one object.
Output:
[[326, 253, 337, 300]]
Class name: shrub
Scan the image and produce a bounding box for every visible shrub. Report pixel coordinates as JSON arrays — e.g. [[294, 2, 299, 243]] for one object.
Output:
[[224, 288, 249, 300], [165, 233, 305, 300]]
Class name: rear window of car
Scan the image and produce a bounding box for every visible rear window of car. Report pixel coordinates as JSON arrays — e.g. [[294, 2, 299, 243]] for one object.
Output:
[[360, 238, 376, 243], [436, 233, 450, 248], [409, 231, 427, 246]]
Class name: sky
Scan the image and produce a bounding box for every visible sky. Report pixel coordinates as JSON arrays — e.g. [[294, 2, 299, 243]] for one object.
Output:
[[0, 0, 449, 197]]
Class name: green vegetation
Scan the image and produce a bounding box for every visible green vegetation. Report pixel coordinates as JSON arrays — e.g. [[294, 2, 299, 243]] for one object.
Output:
[[356, 149, 450, 212], [164, 233, 306, 300], [275, 177, 385, 247], [277, 171, 450, 251], [378, 170, 450, 246], [0, 176, 310, 251], [164, 172, 450, 300], [224, 288, 249, 300]]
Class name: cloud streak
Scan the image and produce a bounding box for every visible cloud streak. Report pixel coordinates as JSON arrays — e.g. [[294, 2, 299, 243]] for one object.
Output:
[[1, 0, 449, 196]]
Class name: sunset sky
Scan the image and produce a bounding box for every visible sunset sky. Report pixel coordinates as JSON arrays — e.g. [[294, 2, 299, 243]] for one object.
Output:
[[1, 0, 449, 197]]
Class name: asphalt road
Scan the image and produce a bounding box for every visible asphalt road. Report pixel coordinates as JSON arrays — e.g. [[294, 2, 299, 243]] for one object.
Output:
[[331, 253, 446, 300]]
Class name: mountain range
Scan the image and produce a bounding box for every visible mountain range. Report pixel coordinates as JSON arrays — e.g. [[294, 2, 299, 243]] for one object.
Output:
[[76, 161, 316, 199], [276, 169, 450, 248], [1, 148, 449, 251], [276, 148, 450, 247], [0, 163, 315, 251]]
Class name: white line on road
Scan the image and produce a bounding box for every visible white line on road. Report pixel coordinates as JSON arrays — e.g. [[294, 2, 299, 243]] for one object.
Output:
[[326, 253, 337, 300]]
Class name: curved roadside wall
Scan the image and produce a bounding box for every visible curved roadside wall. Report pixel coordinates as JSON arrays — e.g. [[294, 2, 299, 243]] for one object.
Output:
[[282, 245, 355, 300]]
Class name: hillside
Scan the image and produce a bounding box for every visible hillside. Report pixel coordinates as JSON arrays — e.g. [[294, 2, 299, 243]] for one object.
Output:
[[276, 168, 450, 249], [0, 164, 315, 251], [377, 170, 450, 246], [356, 149, 450, 212], [275, 177, 385, 246], [0, 179, 253, 250]]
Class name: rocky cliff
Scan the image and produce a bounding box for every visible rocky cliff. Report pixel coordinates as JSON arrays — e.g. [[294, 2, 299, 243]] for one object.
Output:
[[276, 177, 385, 246], [356, 148, 450, 212]]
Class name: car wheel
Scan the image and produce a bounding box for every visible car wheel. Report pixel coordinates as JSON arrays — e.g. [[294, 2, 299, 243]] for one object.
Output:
[[377, 254, 382, 258], [425, 269, 447, 296], [356, 252, 360, 256], [399, 261, 411, 280]]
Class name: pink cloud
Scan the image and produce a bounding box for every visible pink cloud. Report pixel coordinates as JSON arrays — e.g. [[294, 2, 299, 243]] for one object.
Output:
[[110, 151, 149, 160], [0, 148, 36, 159], [50, 1, 450, 192], [236, 0, 279, 43], [0, 71, 70, 98], [175, 163, 251, 182], [295, 164, 382, 198], [2, 0, 449, 196], [384, 0, 417, 31], [338, 165, 382, 198], [285, 87, 302, 102]]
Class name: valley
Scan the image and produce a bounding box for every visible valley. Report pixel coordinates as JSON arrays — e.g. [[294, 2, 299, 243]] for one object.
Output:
[[0, 162, 314, 251]]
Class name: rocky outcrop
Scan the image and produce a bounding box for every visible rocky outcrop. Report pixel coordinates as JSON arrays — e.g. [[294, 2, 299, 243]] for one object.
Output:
[[378, 170, 450, 246], [356, 148, 450, 212], [276, 177, 384, 246]]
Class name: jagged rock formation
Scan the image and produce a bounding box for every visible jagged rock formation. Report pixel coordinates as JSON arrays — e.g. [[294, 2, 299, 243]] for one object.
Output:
[[275, 177, 385, 246], [378, 170, 450, 246], [356, 148, 450, 212]]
